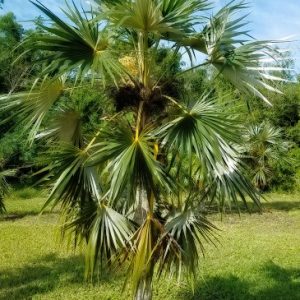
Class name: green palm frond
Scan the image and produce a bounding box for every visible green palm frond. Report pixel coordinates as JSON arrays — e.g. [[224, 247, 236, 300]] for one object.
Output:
[[157, 94, 261, 209], [41, 143, 133, 276], [36, 108, 82, 146], [156, 0, 211, 32], [212, 42, 285, 105], [42, 143, 101, 211], [104, 0, 210, 35], [204, 166, 261, 210], [120, 215, 167, 298], [202, 2, 285, 104], [85, 203, 134, 278], [0, 77, 64, 142], [160, 204, 217, 280], [252, 167, 270, 189], [169, 1, 249, 55], [29, 0, 126, 85], [104, 0, 169, 34], [38, 142, 103, 252], [88, 122, 172, 204], [158, 94, 240, 176], [128, 217, 157, 296], [175, 1, 286, 103], [245, 122, 283, 147]]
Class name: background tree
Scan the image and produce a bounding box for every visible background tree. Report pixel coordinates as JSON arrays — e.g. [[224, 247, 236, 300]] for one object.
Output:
[[0, 13, 25, 93], [0, 13, 38, 183], [243, 122, 291, 190]]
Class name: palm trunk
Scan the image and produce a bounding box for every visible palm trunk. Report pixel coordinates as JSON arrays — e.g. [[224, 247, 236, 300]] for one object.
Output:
[[134, 265, 154, 300], [134, 186, 149, 225], [134, 31, 153, 297]]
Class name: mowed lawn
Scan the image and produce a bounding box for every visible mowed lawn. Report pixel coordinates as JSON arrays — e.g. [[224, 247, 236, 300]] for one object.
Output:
[[0, 190, 299, 300]]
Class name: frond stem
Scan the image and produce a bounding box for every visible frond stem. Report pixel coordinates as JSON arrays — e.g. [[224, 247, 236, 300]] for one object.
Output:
[[163, 95, 189, 114], [177, 60, 211, 77], [135, 101, 144, 142], [84, 130, 101, 153]]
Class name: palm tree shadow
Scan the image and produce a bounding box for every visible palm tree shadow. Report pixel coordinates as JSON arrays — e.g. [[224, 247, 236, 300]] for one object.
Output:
[[0, 211, 55, 222], [178, 261, 300, 300], [0, 253, 125, 300], [261, 201, 300, 212], [218, 199, 300, 214]]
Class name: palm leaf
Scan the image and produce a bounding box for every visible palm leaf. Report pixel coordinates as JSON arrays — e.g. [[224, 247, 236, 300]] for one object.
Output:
[[0, 77, 64, 143], [29, 0, 126, 85], [158, 95, 262, 210], [104, 0, 210, 35], [165, 1, 248, 53], [243, 122, 290, 189], [120, 216, 166, 298], [41, 143, 101, 211], [104, 0, 168, 34], [203, 166, 261, 211], [174, 1, 286, 103], [203, 2, 286, 104], [36, 108, 82, 147], [157, 94, 240, 176], [85, 203, 134, 278], [88, 122, 173, 204], [159, 203, 217, 280], [41, 143, 133, 276]]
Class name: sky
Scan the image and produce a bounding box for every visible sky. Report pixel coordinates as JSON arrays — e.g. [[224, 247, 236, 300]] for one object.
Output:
[[1, 0, 300, 71]]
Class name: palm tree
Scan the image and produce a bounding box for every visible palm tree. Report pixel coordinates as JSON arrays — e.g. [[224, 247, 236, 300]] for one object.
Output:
[[0, 1, 286, 299], [243, 122, 290, 190]]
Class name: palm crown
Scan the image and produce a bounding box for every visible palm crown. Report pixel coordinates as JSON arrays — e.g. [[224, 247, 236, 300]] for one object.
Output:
[[0, 1, 286, 299]]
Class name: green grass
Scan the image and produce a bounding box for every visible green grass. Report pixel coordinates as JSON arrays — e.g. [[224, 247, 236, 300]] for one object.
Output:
[[0, 190, 299, 299]]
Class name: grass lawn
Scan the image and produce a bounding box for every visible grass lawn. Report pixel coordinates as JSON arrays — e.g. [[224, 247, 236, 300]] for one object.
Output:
[[0, 191, 299, 300]]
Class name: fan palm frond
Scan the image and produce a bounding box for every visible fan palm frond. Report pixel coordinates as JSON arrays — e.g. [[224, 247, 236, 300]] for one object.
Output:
[[36, 108, 82, 147], [203, 2, 286, 104], [41, 143, 133, 276], [204, 166, 261, 210], [127, 217, 158, 297], [85, 203, 134, 278], [158, 95, 262, 209], [211, 41, 285, 105], [175, 1, 286, 103], [29, 0, 126, 85], [158, 94, 240, 176], [88, 122, 173, 204], [120, 215, 171, 298], [168, 1, 249, 54], [104, 0, 210, 35], [42, 143, 101, 211], [156, 0, 211, 32], [160, 204, 217, 279], [0, 77, 64, 142], [104, 0, 164, 33]]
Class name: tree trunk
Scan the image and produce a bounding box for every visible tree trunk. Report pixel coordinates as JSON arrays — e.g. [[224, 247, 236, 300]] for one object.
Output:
[[133, 186, 149, 225], [133, 187, 154, 300], [134, 272, 153, 300]]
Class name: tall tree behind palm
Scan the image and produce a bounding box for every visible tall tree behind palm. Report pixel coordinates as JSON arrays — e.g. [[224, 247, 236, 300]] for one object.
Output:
[[0, 1, 287, 299]]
